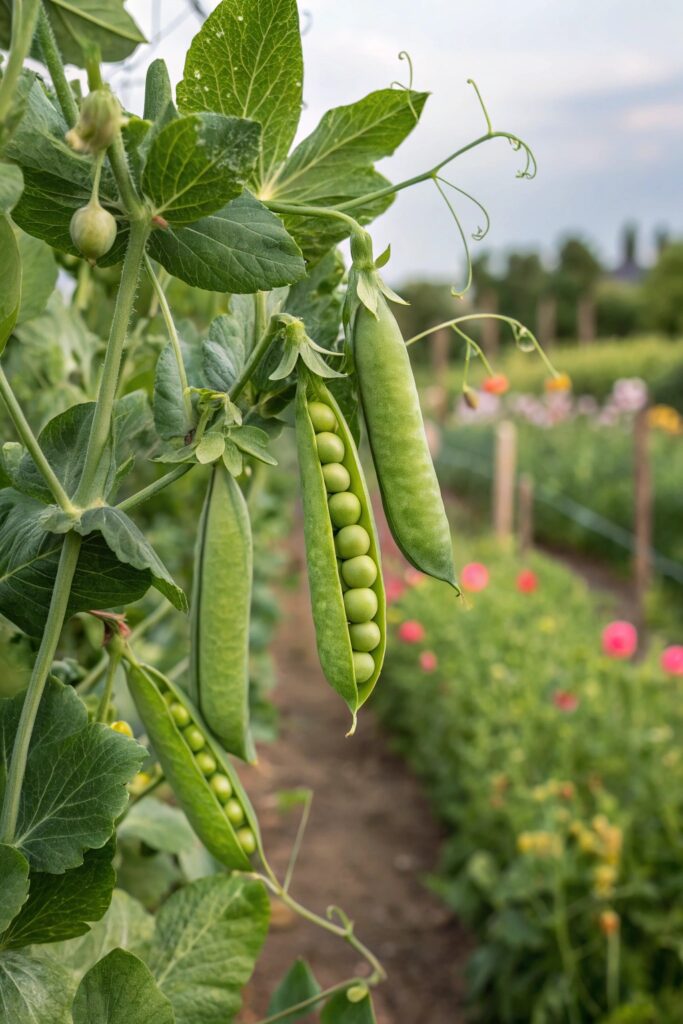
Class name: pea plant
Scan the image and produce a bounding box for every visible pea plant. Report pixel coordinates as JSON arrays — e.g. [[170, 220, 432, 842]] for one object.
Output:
[[0, 1, 544, 1021]]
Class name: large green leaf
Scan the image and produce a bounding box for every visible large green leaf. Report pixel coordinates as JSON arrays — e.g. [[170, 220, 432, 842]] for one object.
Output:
[[19, 0, 146, 66], [0, 845, 29, 932], [72, 948, 174, 1024], [267, 958, 321, 1023], [75, 506, 187, 613], [15, 232, 57, 326], [0, 215, 21, 354], [148, 875, 270, 1024], [0, 840, 115, 950], [0, 164, 23, 213], [178, 0, 303, 188], [153, 342, 193, 442], [148, 191, 305, 294], [117, 797, 195, 855], [39, 889, 154, 983], [142, 113, 260, 225], [0, 951, 72, 1024], [0, 680, 145, 872], [321, 989, 378, 1024], [200, 311, 249, 394]]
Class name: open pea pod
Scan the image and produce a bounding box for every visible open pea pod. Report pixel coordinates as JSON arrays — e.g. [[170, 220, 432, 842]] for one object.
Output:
[[353, 296, 457, 588], [125, 661, 262, 871], [296, 376, 386, 732], [190, 464, 255, 763]]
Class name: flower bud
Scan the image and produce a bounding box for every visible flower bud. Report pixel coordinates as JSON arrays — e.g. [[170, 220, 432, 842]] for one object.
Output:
[[66, 88, 127, 155], [462, 385, 479, 409], [70, 200, 117, 263]]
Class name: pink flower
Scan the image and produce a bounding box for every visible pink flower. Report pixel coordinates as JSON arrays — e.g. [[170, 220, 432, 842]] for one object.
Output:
[[399, 620, 425, 644], [405, 567, 426, 587], [661, 645, 683, 675], [419, 651, 438, 672], [461, 562, 489, 592], [385, 576, 406, 604], [602, 620, 638, 659], [553, 690, 579, 713], [516, 569, 538, 594]]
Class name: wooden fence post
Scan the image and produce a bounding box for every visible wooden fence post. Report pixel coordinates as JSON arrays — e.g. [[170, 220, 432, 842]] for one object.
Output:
[[518, 473, 535, 554], [633, 405, 652, 625], [493, 420, 517, 541]]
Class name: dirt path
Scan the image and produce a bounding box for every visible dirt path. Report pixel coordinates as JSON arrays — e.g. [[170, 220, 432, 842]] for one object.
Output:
[[240, 541, 471, 1024]]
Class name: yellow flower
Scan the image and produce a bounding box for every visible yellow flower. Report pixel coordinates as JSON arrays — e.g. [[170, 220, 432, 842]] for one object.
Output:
[[545, 372, 572, 393], [648, 404, 683, 435], [517, 830, 562, 858], [593, 863, 618, 898]]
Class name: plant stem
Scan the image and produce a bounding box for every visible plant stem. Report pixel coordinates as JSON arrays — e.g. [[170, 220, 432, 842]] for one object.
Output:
[[116, 464, 193, 514], [0, 367, 75, 512], [0, 0, 41, 125], [36, 5, 78, 127], [229, 317, 280, 402], [0, 532, 82, 842], [108, 135, 145, 217], [265, 200, 361, 235], [95, 650, 121, 722], [253, 979, 362, 1024], [144, 255, 193, 425], [73, 219, 149, 506]]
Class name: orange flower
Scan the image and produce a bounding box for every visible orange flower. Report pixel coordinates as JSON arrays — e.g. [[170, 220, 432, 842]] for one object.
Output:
[[545, 372, 571, 393], [599, 910, 620, 936], [482, 374, 509, 395]]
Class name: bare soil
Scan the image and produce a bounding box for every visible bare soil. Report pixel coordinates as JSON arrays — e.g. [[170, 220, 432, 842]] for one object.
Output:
[[240, 539, 471, 1024]]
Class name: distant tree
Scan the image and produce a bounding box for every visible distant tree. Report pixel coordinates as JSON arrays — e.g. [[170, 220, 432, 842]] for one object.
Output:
[[496, 251, 548, 335], [641, 242, 683, 336], [393, 279, 459, 362], [552, 236, 602, 338]]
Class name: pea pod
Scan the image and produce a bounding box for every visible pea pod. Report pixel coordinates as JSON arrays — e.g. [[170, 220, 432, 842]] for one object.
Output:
[[296, 377, 386, 730], [125, 661, 261, 870], [190, 464, 255, 763], [353, 295, 457, 588]]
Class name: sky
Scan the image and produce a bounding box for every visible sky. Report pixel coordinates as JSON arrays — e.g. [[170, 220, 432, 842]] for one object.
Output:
[[108, 0, 683, 282]]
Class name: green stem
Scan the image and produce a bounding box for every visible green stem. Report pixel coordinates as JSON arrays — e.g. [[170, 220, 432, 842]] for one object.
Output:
[[96, 650, 120, 722], [144, 255, 193, 425], [606, 931, 620, 1011], [0, 532, 82, 842], [77, 601, 172, 694], [73, 219, 149, 506], [254, 979, 363, 1024], [36, 5, 78, 126], [108, 134, 145, 217], [229, 317, 280, 402], [0, 0, 41, 125], [116, 464, 193, 514], [265, 201, 362, 235], [283, 789, 312, 893], [0, 367, 74, 512]]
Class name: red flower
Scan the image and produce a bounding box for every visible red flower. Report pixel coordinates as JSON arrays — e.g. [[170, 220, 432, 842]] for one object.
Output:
[[419, 651, 438, 672], [516, 569, 538, 593], [602, 620, 638, 659], [482, 374, 509, 395], [399, 620, 425, 644], [461, 562, 489, 592], [661, 645, 683, 675], [553, 690, 579, 713]]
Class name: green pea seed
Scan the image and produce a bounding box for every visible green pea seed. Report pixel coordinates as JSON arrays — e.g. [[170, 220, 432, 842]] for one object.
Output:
[[335, 524, 370, 558], [322, 462, 351, 493], [349, 620, 382, 653], [343, 587, 378, 623], [169, 701, 190, 728], [309, 401, 338, 433], [163, 690, 175, 705], [237, 827, 257, 855], [195, 750, 217, 776], [342, 555, 377, 588], [210, 773, 233, 802], [225, 799, 245, 826], [328, 491, 361, 528], [316, 431, 345, 464], [353, 651, 375, 684], [183, 725, 206, 752]]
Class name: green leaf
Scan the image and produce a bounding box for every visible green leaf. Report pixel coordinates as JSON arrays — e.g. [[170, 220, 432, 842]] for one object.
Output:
[[72, 948, 174, 1024], [39, 889, 154, 983], [154, 342, 192, 441], [0, 215, 21, 354], [267, 958, 321, 1023], [178, 0, 303, 188], [116, 847, 181, 910], [148, 875, 270, 1024], [285, 248, 345, 349], [0, 163, 23, 212], [0, 679, 145, 871], [231, 425, 277, 465], [200, 311, 249, 393], [0, 845, 29, 932], [0, 619, 33, 699], [321, 988, 377, 1024], [142, 113, 260, 225], [16, 231, 57, 326], [117, 797, 195, 855], [42, 0, 145, 66], [0, 951, 72, 1024], [76, 506, 187, 613], [147, 191, 305, 294], [0, 840, 115, 950]]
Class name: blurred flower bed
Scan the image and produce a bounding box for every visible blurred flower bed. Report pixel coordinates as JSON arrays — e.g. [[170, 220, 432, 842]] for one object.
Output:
[[434, 379, 683, 575], [374, 538, 683, 1022]]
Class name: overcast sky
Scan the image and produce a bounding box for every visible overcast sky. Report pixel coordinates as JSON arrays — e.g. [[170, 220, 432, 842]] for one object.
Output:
[[109, 1, 683, 282]]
